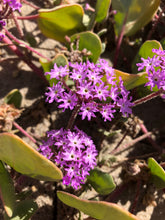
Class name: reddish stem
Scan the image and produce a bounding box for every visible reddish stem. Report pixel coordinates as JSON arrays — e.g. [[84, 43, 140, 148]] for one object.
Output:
[[13, 121, 37, 144], [139, 123, 161, 152], [130, 180, 141, 214], [11, 12, 24, 39], [111, 132, 152, 155], [16, 14, 39, 20], [2, 35, 48, 85], [5, 28, 51, 61], [113, 12, 128, 68], [133, 89, 164, 107], [21, 0, 40, 10]]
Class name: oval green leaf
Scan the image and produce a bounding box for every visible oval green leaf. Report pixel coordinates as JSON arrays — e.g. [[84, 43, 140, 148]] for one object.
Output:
[[0, 161, 16, 217], [4, 89, 22, 108], [113, 69, 148, 90], [132, 40, 162, 73], [37, 4, 85, 43], [112, 0, 160, 36], [70, 31, 102, 63], [148, 157, 165, 189], [57, 191, 139, 220], [0, 133, 63, 181], [95, 0, 111, 23], [87, 168, 116, 195], [40, 54, 68, 86], [4, 200, 38, 220]]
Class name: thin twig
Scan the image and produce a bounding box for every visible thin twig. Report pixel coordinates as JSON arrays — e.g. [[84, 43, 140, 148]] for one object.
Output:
[[110, 130, 128, 154], [112, 132, 152, 155], [2, 35, 48, 85], [130, 180, 141, 214], [139, 123, 161, 152], [13, 121, 37, 144], [5, 28, 50, 61], [113, 11, 128, 68], [11, 12, 24, 39], [16, 14, 39, 20], [133, 89, 164, 107], [21, 0, 40, 10]]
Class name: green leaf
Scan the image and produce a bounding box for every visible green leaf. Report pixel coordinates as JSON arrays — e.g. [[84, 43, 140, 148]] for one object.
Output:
[[132, 40, 162, 73], [70, 31, 102, 63], [40, 54, 68, 86], [113, 69, 147, 90], [4, 89, 22, 108], [112, 0, 160, 36], [57, 191, 139, 220], [0, 133, 63, 181], [0, 161, 16, 217], [37, 4, 85, 43], [87, 168, 116, 195], [4, 200, 38, 220], [148, 157, 165, 189], [95, 0, 111, 23]]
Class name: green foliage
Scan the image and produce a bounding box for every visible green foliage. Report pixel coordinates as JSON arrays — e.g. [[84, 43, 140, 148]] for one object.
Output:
[[87, 168, 116, 195], [132, 40, 162, 72], [114, 69, 148, 90], [37, 4, 85, 43], [70, 31, 102, 63], [95, 0, 111, 23], [57, 191, 139, 220], [40, 54, 68, 86], [4, 89, 22, 108], [112, 0, 160, 36], [0, 133, 63, 181], [0, 161, 16, 217], [4, 200, 38, 220], [148, 158, 165, 189]]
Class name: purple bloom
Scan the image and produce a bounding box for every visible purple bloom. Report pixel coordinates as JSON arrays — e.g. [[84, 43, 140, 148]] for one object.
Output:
[[100, 104, 116, 122], [39, 127, 98, 190], [0, 32, 5, 41], [3, 0, 22, 11], [94, 83, 109, 101], [58, 91, 78, 111], [137, 48, 165, 91], [45, 63, 69, 80], [45, 59, 133, 119], [45, 82, 64, 103], [77, 81, 93, 99], [79, 102, 98, 121], [117, 96, 133, 117]]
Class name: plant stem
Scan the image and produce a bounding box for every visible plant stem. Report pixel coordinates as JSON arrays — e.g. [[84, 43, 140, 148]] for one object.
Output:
[[2, 35, 48, 85], [130, 180, 141, 214], [111, 132, 152, 155], [133, 89, 164, 107], [139, 122, 161, 152], [21, 0, 40, 10], [66, 106, 80, 130], [113, 11, 128, 68], [5, 28, 51, 61], [16, 14, 39, 20], [13, 121, 37, 144], [110, 130, 128, 154], [11, 12, 24, 39]]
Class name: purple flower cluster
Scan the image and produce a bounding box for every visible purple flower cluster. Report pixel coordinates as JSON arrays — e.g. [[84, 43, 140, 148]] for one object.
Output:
[[0, 0, 22, 40], [2, 0, 22, 11], [39, 127, 98, 189], [137, 48, 165, 91], [45, 59, 133, 120]]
